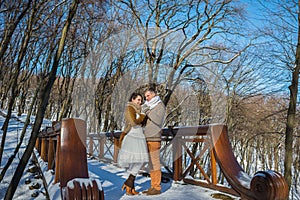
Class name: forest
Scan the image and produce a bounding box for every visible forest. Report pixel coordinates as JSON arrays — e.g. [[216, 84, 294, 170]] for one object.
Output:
[[0, 0, 299, 199]]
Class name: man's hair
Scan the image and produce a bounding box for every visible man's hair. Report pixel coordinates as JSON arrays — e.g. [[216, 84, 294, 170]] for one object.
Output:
[[145, 87, 156, 94]]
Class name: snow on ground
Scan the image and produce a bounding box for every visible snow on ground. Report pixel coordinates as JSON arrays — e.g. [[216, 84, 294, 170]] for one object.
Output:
[[39, 152, 239, 200], [87, 159, 239, 200], [0, 111, 241, 199]]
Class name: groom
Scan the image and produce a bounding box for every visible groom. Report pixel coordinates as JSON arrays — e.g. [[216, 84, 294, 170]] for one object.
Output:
[[141, 87, 166, 195]]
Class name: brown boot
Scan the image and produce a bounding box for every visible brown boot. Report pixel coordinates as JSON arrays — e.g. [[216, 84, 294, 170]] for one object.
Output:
[[122, 174, 139, 195], [144, 187, 161, 195]]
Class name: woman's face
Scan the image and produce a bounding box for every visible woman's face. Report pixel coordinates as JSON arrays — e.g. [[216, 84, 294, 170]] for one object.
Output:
[[132, 95, 142, 105]]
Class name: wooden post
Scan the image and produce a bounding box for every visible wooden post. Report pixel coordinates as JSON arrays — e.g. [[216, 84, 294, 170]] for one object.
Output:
[[52, 137, 57, 170], [210, 148, 217, 185], [48, 137, 54, 170], [98, 136, 105, 159], [54, 134, 60, 184], [59, 118, 88, 187], [35, 137, 41, 154], [35, 136, 39, 150], [173, 137, 182, 181], [113, 138, 120, 163], [41, 137, 48, 161], [89, 136, 93, 156]]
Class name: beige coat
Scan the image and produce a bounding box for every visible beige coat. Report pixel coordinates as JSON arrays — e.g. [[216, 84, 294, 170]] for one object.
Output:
[[144, 101, 166, 141]]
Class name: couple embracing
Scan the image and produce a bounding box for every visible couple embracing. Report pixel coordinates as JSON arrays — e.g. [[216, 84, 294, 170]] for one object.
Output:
[[117, 87, 166, 196]]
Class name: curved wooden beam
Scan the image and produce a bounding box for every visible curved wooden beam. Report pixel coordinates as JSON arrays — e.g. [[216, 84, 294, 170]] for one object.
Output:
[[210, 124, 288, 200]]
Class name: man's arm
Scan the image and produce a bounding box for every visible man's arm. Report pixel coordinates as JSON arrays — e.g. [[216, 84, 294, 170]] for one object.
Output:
[[146, 103, 166, 128]]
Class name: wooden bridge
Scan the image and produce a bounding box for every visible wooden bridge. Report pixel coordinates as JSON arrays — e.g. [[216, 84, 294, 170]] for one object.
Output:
[[36, 118, 289, 200]]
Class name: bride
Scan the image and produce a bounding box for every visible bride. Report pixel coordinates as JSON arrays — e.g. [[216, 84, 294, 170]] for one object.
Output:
[[118, 92, 149, 195]]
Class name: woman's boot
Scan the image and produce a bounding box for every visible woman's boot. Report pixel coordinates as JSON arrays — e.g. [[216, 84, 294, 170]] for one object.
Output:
[[121, 174, 139, 195]]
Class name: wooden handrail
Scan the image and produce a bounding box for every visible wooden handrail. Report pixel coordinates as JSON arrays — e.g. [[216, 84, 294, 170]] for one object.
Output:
[[35, 118, 104, 200], [98, 124, 288, 199], [36, 120, 288, 200]]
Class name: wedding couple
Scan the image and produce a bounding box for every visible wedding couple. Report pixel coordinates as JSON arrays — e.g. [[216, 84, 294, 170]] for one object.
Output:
[[117, 87, 166, 196]]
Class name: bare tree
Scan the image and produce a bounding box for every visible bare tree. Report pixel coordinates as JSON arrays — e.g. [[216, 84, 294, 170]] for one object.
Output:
[[285, 12, 300, 191], [0, 0, 36, 166], [0, 0, 51, 180], [116, 0, 249, 109], [0, 0, 32, 63], [4, 0, 80, 198], [255, 0, 299, 191]]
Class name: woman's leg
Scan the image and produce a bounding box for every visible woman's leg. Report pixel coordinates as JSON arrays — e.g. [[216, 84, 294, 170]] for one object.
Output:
[[123, 163, 143, 195], [128, 162, 144, 176]]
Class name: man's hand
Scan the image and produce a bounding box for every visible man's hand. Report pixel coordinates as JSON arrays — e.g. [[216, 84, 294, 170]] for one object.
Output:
[[141, 104, 150, 114]]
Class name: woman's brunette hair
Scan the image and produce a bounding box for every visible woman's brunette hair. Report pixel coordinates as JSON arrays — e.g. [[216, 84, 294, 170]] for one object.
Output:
[[129, 92, 143, 102]]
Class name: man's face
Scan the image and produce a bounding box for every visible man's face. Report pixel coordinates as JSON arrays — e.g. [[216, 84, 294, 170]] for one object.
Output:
[[145, 91, 155, 101]]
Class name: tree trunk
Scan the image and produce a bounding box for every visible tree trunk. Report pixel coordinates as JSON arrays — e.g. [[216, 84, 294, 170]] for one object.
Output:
[[4, 1, 80, 198], [284, 4, 300, 191], [58, 75, 76, 121]]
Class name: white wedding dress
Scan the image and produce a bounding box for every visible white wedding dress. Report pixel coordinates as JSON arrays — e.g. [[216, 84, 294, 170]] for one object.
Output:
[[118, 124, 149, 168]]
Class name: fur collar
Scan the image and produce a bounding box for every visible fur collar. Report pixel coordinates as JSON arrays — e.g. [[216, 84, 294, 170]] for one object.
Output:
[[127, 101, 141, 113]]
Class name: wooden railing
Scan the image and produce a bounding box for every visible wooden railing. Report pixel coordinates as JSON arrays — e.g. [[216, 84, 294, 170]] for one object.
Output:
[[87, 133, 115, 162], [88, 124, 289, 200], [35, 118, 104, 200]]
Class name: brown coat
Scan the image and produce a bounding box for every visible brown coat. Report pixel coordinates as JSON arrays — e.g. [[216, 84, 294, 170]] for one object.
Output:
[[118, 102, 146, 148], [123, 102, 146, 134]]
